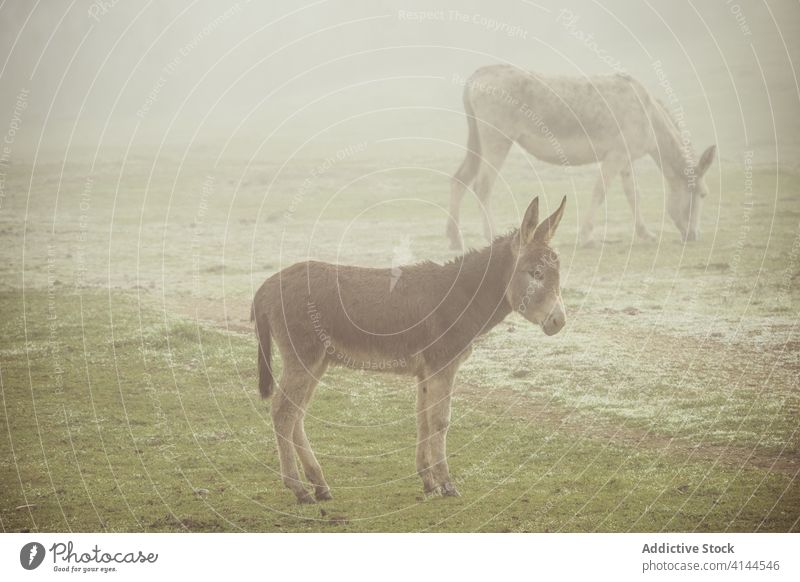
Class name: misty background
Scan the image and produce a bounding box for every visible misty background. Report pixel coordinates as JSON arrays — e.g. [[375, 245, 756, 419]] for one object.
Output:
[[1, 2, 799, 535], [1, 0, 798, 165]]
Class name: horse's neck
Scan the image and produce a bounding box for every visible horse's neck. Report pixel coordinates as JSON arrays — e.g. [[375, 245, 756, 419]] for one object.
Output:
[[649, 103, 691, 181]]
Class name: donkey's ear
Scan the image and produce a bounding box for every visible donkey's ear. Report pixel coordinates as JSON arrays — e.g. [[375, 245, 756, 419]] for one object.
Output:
[[520, 196, 540, 244], [534, 196, 567, 243], [696, 145, 716, 177]]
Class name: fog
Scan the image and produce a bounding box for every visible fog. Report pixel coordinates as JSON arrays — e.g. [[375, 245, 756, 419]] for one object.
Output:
[[1, 2, 799, 535], [1, 0, 798, 163]]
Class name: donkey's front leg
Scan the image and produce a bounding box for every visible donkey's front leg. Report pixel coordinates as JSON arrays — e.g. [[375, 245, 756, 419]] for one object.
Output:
[[415, 379, 436, 493], [424, 365, 459, 497]]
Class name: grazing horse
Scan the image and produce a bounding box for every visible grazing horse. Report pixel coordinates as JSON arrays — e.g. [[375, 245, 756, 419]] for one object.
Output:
[[447, 64, 716, 248], [252, 196, 567, 503]]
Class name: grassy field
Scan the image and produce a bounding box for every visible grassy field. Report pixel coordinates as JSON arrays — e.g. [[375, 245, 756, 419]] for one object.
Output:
[[0, 148, 798, 532]]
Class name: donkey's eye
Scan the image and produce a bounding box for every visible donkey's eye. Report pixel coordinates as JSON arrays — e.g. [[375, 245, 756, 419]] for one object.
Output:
[[529, 267, 544, 280]]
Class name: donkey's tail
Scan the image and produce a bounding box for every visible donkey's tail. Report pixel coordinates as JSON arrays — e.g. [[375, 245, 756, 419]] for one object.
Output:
[[252, 303, 274, 399], [454, 88, 482, 185]]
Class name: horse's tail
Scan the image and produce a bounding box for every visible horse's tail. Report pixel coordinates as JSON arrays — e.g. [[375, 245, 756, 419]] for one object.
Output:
[[454, 87, 482, 186], [252, 303, 273, 399]]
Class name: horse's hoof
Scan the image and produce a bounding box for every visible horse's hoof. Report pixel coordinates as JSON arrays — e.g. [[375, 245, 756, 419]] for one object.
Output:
[[315, 489, 333, 501]]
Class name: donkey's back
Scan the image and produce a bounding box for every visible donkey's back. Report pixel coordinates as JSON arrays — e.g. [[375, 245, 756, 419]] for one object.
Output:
[[252, 259, 472, 378], [465, 64, 657, 164]]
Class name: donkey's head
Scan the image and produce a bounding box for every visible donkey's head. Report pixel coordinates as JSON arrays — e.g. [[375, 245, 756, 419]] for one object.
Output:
[[667, 145, 716, 242], [506, 196, 567, 336]]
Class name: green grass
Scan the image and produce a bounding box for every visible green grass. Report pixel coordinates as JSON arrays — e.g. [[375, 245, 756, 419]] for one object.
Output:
[[1, 289, 797, 532], [0, 152, 798, 531]]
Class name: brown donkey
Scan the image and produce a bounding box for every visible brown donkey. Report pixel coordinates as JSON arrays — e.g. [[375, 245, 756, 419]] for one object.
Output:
[[252, 196, 567, 503]]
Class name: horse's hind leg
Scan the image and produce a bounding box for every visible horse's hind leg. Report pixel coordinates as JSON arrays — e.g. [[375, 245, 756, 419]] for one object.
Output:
[[272, 361, 320, 504]]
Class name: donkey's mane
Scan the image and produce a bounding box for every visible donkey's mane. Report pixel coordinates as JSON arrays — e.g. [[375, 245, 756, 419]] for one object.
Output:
[[651, 98, 696, 178], [655, 98, 680, 131], [438, 229, 517, 271]]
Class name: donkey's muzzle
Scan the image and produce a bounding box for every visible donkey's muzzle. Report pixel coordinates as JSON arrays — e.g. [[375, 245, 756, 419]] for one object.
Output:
[[542, 309, 566, 336]]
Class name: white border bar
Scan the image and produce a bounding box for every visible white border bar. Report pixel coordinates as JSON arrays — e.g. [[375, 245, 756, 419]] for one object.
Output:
[[1, 533, 797, 581]]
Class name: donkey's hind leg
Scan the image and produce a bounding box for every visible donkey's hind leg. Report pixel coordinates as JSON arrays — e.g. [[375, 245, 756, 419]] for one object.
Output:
[[620, 163, 655, 241], [579, 154, 627, 246], [272, 360, 322, 504], [287, 360, 331, 500], [293, 412, 332, 500]]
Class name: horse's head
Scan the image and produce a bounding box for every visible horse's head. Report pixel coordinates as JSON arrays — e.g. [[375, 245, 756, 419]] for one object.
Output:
[[667, 145, 716, 242], [506, 196, 567, 336]]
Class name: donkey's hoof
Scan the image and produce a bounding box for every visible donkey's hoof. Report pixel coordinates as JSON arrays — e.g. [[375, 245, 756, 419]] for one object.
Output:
[[637, 229, 656, 242], [442, 482, 460, 497], [315, 489, 333, 502], [423, 485, 442, 498], [296, 491, 316, 504], [424, 483, 459, 498]]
